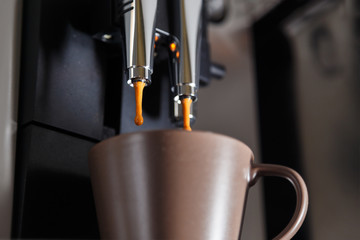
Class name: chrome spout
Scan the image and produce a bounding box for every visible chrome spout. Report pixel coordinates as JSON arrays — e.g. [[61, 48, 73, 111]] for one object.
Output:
[[122, 0, 158, 86], [175, 0, 203, 102]]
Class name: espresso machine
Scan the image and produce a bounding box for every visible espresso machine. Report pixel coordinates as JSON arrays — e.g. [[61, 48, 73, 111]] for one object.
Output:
[[0, 0, 225, 239], [2, 0, 359, 239], [0, 0, 307, 239]]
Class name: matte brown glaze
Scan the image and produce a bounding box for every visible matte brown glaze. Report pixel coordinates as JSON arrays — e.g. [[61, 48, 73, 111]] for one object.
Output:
[[89, 130, 308, 240]]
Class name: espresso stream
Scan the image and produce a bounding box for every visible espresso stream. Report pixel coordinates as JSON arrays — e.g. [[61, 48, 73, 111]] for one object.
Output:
[[134, 81, 145, 126], [181, 98, 192, 131], [134, 81, 192, 131]]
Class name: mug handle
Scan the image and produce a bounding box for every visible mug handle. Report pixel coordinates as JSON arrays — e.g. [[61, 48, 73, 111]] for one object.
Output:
[[249, 163, 309, 240]]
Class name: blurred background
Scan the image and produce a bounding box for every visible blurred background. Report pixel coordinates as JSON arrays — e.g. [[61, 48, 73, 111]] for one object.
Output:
[[0, 0, 359, 239], [197, 0, 360, 239]]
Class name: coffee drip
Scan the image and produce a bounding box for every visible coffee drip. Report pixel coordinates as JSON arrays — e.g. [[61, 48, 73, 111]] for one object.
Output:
[[181, 98, 192, 131], [133, 81, 145, 126], [122, 0, 202, 130]]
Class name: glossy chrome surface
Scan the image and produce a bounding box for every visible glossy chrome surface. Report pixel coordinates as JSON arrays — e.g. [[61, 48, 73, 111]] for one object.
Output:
[[175, 0, 203, 101], [123, 0, 158, 86]]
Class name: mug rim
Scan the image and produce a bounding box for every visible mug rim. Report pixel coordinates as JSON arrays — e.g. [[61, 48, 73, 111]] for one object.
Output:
[[90, 130, 254, 159]]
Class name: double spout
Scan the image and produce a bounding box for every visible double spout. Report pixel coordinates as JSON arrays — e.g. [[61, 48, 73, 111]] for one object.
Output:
[[122, 0, 203, 130]]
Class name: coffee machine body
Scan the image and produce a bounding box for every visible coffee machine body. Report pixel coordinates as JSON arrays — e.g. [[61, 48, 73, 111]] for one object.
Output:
[[3, 0, 213, 238]]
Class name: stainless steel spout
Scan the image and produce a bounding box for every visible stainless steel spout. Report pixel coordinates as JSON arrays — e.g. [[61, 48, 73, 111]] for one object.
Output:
[[122, 0, 158, 86], [175, 0, 203, 102]]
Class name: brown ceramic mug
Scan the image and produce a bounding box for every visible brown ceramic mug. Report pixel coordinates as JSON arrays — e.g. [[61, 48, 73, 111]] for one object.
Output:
[[89, 130, 308, 240]]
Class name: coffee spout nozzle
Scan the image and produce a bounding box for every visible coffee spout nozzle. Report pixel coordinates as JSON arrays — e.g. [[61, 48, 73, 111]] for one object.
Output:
[[174, 0, 203, 102], [123, 0, 158, 86], [172, 0, 203, 130], [122, 0, 158, 126]]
